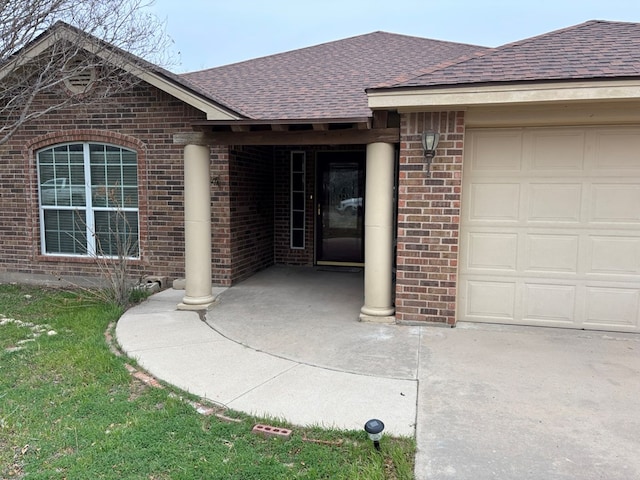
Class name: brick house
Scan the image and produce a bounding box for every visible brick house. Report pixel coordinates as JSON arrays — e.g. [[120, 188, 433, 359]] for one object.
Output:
[[2, 20, 640, 332]]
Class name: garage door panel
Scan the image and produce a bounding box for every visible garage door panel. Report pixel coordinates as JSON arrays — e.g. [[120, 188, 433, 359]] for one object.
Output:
[[463, 280, 515, 320], [523, 283, 576, 324], [594, 130, 640, 170], [584, 287, 640, 329], [469, 183, 520, 221], [461, 126, 640, 332], [590, 184, 640, 223], [588, 236, 640, 274], [529, 131, 585, 171], [528, 183, 582, 222], [524, 234, 579, 273], [467, 233, 517, 271], [470, 130, 523, 172]]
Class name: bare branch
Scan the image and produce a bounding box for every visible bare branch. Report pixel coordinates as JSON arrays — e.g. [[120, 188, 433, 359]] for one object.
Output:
[[0, 0, 174, 146]]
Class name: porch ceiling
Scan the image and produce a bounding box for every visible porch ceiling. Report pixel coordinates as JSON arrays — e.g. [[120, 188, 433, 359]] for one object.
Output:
[[175, 114, 400, 146], [192, 117, 372, 131]]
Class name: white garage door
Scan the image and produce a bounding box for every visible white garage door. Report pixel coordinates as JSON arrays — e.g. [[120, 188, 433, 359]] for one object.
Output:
[[459, 126, 640, 332]]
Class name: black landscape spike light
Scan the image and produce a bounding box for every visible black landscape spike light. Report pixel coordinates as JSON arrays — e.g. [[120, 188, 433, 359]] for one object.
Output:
[[364, 418, 385, 451]]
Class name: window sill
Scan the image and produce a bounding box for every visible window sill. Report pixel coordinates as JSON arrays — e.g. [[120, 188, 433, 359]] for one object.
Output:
[[35, 254, 144, 265]]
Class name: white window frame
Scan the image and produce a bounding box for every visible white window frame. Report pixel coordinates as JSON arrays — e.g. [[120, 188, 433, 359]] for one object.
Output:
[[37, 142, 140, 259], [290, 151, 306, 249]]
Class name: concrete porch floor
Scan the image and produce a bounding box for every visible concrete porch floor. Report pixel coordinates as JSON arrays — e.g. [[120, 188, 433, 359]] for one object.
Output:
[[205, 265, 421, 380], [117, 265, 640, 479]]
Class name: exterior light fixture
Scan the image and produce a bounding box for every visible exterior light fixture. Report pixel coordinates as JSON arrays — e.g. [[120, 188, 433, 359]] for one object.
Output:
[[421, 129, 440, 176], [364, 418, 385, 451]]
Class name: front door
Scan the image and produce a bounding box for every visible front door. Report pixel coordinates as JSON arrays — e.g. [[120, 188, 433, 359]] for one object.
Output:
[[316, 151, 365, 264]]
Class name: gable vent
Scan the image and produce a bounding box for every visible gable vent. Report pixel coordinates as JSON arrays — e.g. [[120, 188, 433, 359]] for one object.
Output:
[[63, 56, 96, 93]]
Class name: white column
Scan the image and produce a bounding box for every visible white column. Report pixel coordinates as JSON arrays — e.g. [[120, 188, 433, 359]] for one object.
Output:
[[178, 144, 215, 310], [360, 142, 395, 323]]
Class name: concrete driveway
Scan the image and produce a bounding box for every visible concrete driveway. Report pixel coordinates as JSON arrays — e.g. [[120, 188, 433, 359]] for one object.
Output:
[[417, 323, 640, 479], [117, 266, 640, 479]]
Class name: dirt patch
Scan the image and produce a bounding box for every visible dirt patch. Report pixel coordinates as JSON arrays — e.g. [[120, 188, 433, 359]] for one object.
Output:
[[128, 376, 149, 402], [2, 444, 34, 479]]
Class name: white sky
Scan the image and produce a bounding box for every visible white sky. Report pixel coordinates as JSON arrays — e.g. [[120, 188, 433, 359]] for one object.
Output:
[[150, 0, 640, 72]]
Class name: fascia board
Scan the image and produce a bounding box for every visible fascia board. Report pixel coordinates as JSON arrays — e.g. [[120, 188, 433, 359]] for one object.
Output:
[[0, 35, 53, 79], [368, 80, 640, 111], [125, 69, 240, 120]]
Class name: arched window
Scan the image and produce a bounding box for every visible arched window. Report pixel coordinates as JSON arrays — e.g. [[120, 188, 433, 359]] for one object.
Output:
[[37, 143, 139, 258]]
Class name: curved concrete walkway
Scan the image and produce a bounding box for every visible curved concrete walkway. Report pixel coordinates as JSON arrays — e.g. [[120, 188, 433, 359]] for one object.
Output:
[[117, 266, 640, 480], [115, 268, 418, 437]]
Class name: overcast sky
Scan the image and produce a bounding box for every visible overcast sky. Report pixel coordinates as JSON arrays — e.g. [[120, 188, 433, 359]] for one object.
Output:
[[150, 0, 640, 72]]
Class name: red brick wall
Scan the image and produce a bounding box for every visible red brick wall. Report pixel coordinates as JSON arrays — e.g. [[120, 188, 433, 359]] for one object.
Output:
[[0, 82, 207, 285], [395, 111, 464, 325], [228, 145, 275, 283], [211, 145, 232, 285]]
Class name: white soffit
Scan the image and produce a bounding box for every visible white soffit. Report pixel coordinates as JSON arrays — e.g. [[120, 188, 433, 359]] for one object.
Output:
[[368, 80, 640, 111]]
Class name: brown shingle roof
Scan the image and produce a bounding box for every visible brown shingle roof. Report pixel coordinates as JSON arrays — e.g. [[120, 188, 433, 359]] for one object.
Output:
[[181, 32, 486, 120], [388, 20, 640, 89]]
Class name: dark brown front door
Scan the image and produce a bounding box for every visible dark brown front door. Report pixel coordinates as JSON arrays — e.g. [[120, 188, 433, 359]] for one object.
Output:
[[316, 151, 365, 264]]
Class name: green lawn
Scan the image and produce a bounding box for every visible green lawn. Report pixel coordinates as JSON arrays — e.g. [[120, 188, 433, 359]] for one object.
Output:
[[0, 284, 415, 479]]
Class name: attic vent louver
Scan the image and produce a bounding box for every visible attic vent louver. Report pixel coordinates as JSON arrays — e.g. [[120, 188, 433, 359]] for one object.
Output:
[[63, 56, 96, 93]]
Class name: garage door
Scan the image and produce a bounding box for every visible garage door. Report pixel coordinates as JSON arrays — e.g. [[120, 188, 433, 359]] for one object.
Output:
[[459, 126, 640, 332]]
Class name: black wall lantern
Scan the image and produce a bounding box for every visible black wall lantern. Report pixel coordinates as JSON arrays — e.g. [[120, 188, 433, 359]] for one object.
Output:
[[421, 129, 440, 176]]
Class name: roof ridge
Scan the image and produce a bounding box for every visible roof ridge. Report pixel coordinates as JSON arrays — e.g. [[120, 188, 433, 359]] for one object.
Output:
[[181, 30, 486, 75], [372, 19, 640, 91], [372, 30, 488, 50], [182, 31, 385, 74], [374, 20, 624, 90], [484, 20, 601, 52], [370, 49, 492, 89]]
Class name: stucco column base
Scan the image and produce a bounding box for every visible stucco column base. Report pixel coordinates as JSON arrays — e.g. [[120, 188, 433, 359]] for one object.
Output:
[[359, 311, 396, 324], [177, 294, 216, 311]]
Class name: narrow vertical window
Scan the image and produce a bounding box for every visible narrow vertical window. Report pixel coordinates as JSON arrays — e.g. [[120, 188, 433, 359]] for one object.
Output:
[[290, 151, 306, 249], [37, 143, 139, 258]]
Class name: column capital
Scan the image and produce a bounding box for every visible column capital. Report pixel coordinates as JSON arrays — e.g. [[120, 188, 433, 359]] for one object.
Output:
[[174, 132, 210, 146]]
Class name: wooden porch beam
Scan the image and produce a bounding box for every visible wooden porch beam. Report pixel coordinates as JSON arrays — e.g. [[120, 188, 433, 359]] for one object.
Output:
[[174, 128, 399, 146], [372, 110, 389, 129]]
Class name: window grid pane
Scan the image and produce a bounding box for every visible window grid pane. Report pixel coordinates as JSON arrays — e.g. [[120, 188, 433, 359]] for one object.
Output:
[[90, 143, 138, 209], [39, 145, 87, 207], [43, 209, 87, 255], [94, 210, 139, 258]]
